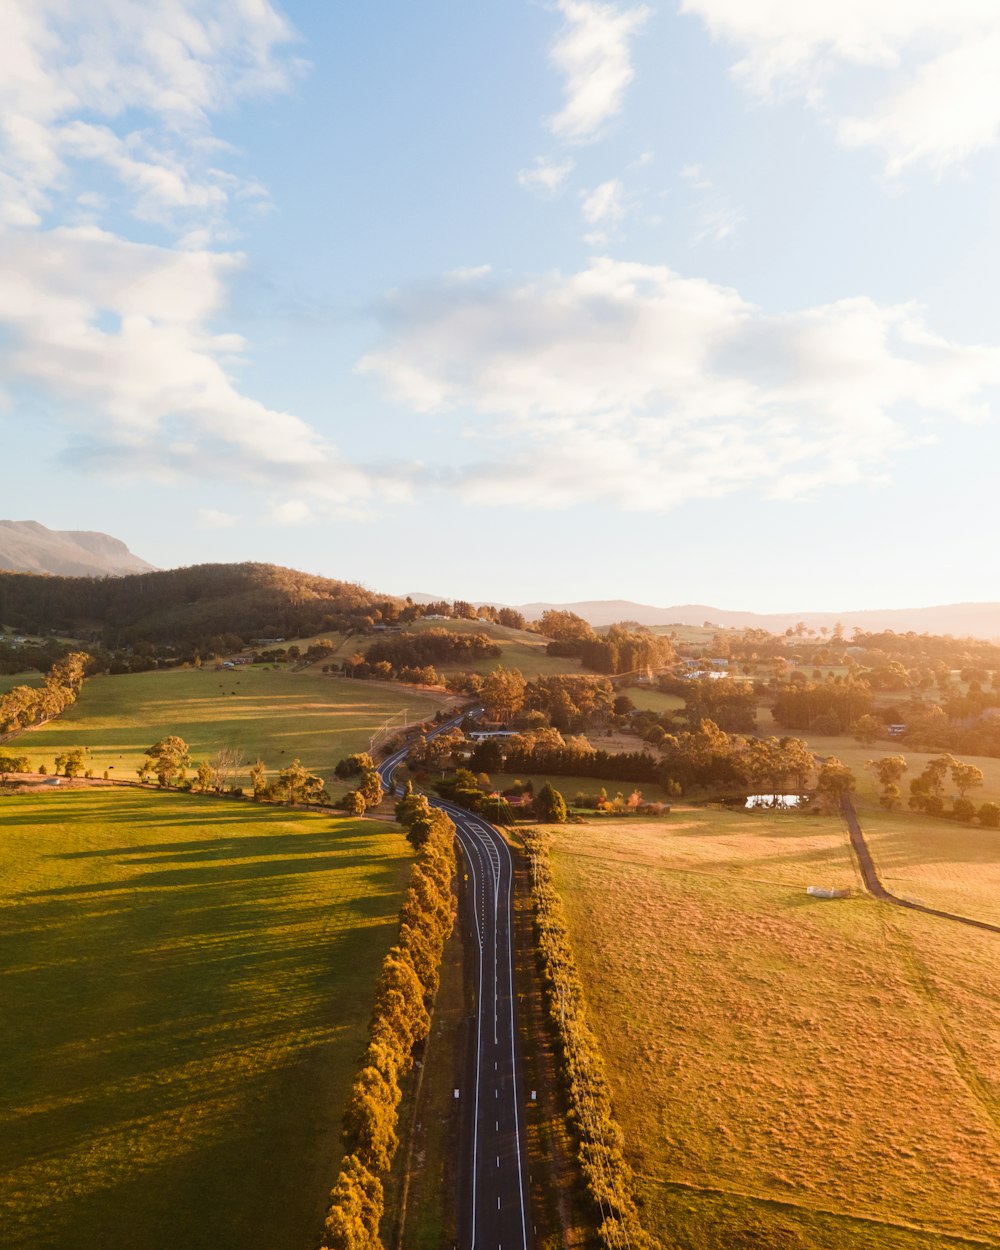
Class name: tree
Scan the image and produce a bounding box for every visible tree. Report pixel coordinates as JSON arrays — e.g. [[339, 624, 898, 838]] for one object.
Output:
[[867, 755, 908, 809], [978, 801, 1000, 828], [951, 760, 984, 798], [145, 735, 191, 787], [274, 758, 329, 805], [952, 797, 977, 822], [534, 782, 568, 823], [480, 666, 527, 724], [909, 755, 953, 815], [339, 789, 367, 816], [335, 752, 376, 779], [0, 753, 29, 783], [195, 761, 214, 792], [358, 769, 384, 808], [815, 757, 856, 809], [209, 745, 244, 791], [851, 714, 881, 745], [249, 758, 268, 800], [55, 747, 87, 778]]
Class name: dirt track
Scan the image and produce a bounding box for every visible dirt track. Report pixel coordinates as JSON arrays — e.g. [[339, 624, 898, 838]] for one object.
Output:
[[841, 793, 1000, 935]]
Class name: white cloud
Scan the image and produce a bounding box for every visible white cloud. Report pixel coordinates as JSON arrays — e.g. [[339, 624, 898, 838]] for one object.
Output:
[[266, 500, 312, 526], [548, 0, 650, 142], [0, 0, 301, 231], [0, 225, 373, 500], [359, 258, 1000, 510], [581, 178, 625, 224], [679, 162, 712, 190], [0, 3, 385, 510], [197, 508, 238, 528], [682, 1, 1000, 177], [517, 156, 575, 194]]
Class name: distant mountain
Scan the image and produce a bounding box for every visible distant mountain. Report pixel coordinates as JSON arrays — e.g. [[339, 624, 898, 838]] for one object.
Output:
[[515, 599, 1000, 639], [0, 520, 155, 577], [407, 591, 1000, 640]]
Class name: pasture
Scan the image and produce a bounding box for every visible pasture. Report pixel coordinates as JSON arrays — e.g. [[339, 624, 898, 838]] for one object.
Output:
[[17, 666, 446, 791], [0, 672, 43, 696], [860, 808, 1000, 927], [543, 806, 1000, 1249], [757, 707, 1000, 807], [0, 787, 412, 1250]]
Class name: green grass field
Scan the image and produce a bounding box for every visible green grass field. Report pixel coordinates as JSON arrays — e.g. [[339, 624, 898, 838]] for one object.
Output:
[[618, 685, 685, 714], [0, 787, 412, 1250], [543, 807, 1000, 1249], [17, 666, 446, 791], [0, 672, 43, 696]]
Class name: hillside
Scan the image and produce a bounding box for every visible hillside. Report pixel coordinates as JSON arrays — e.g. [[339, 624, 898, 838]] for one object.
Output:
[[0, 562, 398, 649], [0, 520, 154, 577]]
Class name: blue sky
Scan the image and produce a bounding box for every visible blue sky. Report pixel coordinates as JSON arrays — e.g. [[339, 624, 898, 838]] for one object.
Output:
[[2, 0, 999, 611]]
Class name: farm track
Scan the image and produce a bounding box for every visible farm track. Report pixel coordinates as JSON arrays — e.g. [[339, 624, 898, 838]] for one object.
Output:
[[842, 794, 1000, 935]]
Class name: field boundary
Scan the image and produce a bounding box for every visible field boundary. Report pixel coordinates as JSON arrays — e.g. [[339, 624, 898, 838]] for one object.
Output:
[[637, 1172, 1000, 1250], [842, 795, 1000, 935]]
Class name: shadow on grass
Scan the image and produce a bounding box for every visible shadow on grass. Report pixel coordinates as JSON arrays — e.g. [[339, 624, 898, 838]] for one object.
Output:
[[0, 812, 411, 1250]]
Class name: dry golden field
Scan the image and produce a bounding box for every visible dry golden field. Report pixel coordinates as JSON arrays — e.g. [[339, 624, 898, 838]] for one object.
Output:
[[544, 807, 1000, 1250], [860, 808, 1000, 928]]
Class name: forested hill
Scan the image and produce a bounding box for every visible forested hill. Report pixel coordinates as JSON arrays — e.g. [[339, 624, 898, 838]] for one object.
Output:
[[0, 563, 398, 649]]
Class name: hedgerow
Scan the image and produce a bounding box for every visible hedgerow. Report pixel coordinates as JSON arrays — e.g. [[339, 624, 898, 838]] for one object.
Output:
[[318, 805, 457, 1250]]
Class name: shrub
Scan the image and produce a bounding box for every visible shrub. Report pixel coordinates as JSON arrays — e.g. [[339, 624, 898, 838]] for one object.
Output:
[[978, 801, 1000, 828]]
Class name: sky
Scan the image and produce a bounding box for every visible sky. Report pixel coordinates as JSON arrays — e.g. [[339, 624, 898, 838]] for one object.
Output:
[[1, 0, 999, 612]]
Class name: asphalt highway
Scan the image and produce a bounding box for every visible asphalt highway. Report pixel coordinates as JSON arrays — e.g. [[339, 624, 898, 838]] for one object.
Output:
[[379, 719, 532, 1250]]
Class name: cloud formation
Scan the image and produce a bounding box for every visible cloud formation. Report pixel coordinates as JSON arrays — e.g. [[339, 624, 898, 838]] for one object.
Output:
[[0, 0, 301, 231], [360, 258, 1000, 510], [682, 1, 1000, 177], [517, 157, 575, 194], [0, 1, 381, 508], [548, 0, 650, 142]]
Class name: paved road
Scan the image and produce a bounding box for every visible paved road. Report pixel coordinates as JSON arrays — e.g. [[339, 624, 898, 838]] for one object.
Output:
[[842, 793, 1000, 935], [379, 722, 532, 1250]]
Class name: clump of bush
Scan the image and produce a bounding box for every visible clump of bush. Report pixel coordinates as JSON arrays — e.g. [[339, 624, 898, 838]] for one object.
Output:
[[318, 802, 457, 1250], [524, 829, 660, 1250]]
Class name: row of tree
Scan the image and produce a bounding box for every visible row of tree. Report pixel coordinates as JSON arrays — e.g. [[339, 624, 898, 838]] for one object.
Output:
[[319, 804, 457, 1250], [0, 651, 90, 735], [524, 829, 660, 1249], [363, 628, 501, 669]]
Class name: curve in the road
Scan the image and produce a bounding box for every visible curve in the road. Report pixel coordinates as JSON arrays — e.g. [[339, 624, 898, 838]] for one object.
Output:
[[379, 718, 532, 1250], [842, 794, 1000, 935]]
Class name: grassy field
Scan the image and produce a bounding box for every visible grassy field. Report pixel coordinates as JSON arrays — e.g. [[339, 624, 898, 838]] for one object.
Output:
[[619, 685, 685, 714], [16, 667, 447, 791], [757, 707, 1000, 807], [0, 672, 43, 696], [860, 808, 1000, 927], [0, 787, 413, 1250], [489, 772, 666, 806], [294, 617, 581, 681], [543, 806, 1000, 1249]]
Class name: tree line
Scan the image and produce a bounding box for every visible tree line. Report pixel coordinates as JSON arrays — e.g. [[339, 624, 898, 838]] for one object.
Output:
[[0, 651, 90, 735], [319, 803, 456, 1250]]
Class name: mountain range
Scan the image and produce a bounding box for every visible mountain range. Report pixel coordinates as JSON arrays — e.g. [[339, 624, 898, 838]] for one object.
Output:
[[3, 522, 998, 639], [408, 594, 1000, 640], [0, 520, 155, 577]]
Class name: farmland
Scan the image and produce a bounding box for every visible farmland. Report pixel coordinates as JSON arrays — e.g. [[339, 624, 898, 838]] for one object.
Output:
[[860, 808, 1000, 927], [18, 666, 448, 793], [543, 806, 1000, 1249], [0, 672, 43, 696], [0, 787, 413, 1250]]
